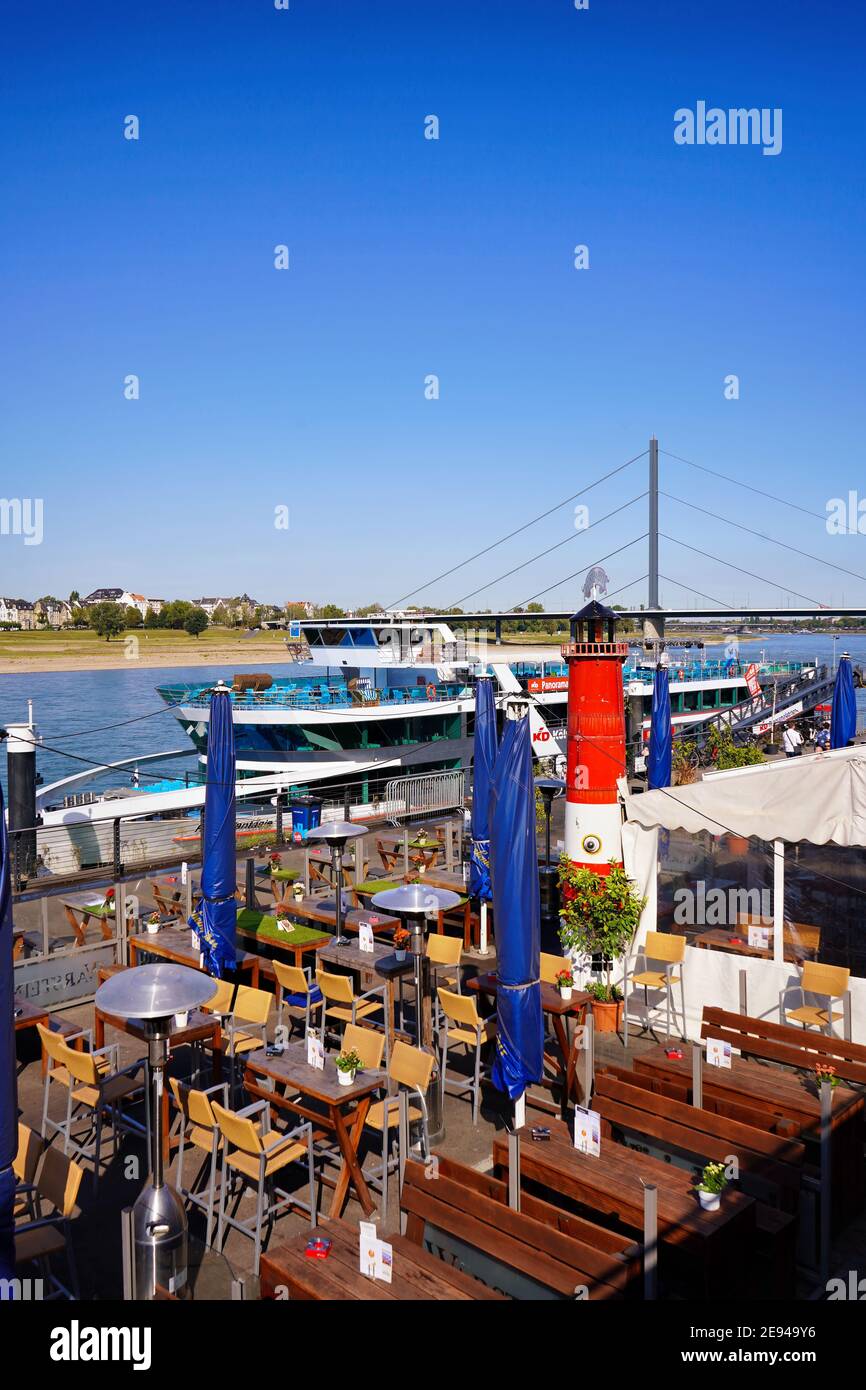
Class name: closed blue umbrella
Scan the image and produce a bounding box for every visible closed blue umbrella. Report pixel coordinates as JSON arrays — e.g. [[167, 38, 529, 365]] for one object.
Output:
[[490, 715, 544, 1101], [647, 665, 672, 789], [0, 783, 18, 1281], [470, 676, 497, 902], [831, 654, 857, 750], [197, 685, 238, 978]]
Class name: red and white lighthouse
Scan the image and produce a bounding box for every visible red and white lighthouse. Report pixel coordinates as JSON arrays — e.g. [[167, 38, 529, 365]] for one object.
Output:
[[562, 600, 628, 874]]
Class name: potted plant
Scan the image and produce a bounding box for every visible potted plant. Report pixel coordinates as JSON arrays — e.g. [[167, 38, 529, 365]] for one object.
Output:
[[393, 926, 410, 961], [335, 1048, 362, 1086], [557, 857, 645, 1034], [695, 1161, 728, 1211], [815, 1062, 840, 1092], [555, 967, 574, 1001], [145, 910, 161, 935], [269, 852, 282, 874], [102, 886, 116, 913]]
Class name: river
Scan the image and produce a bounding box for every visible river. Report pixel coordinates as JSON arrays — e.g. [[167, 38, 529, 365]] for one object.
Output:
[[1, 633, 865, 801]]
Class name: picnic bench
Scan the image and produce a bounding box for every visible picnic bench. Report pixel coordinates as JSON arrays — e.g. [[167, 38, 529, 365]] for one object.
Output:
[[400, 1155, 641, 1299], [594, 1066, 802, 1294], [701, 1005, 866, 1087], [634, 1036, 865, 1226], [493, 1120, 756, 1298], [260, 1215, 505, 1301], [273, 894, 398, 944], [128, 926, 262, 987]]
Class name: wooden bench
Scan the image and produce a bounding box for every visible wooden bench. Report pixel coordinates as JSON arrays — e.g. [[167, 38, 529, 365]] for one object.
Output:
[[701, 1006, 866, 1088], [594, 1066, 802, 1295], [400, 1154, 641, 1299]]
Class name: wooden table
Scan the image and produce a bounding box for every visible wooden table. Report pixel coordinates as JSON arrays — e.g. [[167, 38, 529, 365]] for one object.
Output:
[[405, 869, 473, 946], [493, 1120, 755, 1296], [244, 1043, 384, 1218], [61, 892, 124, 946], [468, 972, 591, 1106], [260, 1216, 505, 1300], [94, 997, 223, 1163], [634, 1042, 865, 1223], [235, 908, 332, 967], [13, 994, 49, 1035], [255, 865, 300, 904], [128, 927, 262, 987], [280, 895, 398, 943], [694, 928, 770, 959]]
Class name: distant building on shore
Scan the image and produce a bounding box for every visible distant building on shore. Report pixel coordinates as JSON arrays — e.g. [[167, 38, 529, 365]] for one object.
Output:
[[0, 597, 36, 629]]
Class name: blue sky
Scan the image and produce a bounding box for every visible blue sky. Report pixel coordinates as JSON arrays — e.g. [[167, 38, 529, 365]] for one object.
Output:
[[2, 0, 865, 613]]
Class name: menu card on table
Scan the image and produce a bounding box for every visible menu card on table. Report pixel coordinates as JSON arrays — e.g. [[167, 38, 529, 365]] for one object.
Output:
[[358, 921, 375, 953], [307, 1035, 325, 1070], [359, 1221, 393, 1282], [705, 1038, 732, 1069], [573, 1106, 601, 1157]]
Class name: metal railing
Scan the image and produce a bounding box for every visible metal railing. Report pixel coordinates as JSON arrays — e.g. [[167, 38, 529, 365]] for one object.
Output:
[[383, 769, 466, 819], [159, 681, 473, 713]]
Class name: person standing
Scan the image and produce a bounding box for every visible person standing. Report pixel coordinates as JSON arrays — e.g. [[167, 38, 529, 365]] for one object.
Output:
[[782, 725, 804, 758]]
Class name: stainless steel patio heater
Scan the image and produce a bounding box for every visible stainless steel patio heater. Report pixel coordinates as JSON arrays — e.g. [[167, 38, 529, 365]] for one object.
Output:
[[95, 963, 217, 1300], [371, 882, 462, 1145], [307, 820, 367, 942], [534, 775, 565, 926]]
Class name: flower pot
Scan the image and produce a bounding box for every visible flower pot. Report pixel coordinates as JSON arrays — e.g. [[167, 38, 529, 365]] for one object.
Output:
[[146, 921, 160, 935], [395, 949, 407, 962], [589, 998, 623, 1034], [337, 1069, 356, 1087], [559, 986, 573, 1001], [698, 1189, 720, 1212], [174, 1011, 189, 1030]]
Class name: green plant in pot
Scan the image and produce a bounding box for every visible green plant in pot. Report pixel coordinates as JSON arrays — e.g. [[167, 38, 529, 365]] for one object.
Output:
[[335, 1048, 362, 1086], [557, 857, 645, 1033], [695, 1160, 728, 1211]]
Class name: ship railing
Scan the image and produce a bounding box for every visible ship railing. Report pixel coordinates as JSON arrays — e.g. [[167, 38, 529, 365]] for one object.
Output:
[[170, 683, 472, 712]]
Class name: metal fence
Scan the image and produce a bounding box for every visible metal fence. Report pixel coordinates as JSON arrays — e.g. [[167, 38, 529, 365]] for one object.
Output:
[[9, 765, 469, 891]]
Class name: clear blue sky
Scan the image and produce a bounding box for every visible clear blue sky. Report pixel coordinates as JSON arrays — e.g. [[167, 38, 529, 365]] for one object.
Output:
[[2, 0, 865, 613]]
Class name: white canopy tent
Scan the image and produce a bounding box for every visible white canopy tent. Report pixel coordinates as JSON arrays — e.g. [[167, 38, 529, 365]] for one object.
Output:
[[617, 748, 866, 1038]]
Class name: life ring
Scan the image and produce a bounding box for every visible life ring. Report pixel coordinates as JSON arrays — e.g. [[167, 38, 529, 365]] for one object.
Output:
[[426, 683, 437, 701]]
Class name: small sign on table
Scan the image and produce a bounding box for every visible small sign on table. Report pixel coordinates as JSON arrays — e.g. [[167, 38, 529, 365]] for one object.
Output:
[[306, 1035, 325, 1071], [359, 1221, 392, 1282], [705, 1038, 732, 1069], [358, 922, 375, 953], [573, 1105, 601, 1157]]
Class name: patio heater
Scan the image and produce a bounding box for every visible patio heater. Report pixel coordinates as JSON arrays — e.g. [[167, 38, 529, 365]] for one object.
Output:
[[307, 821, 367, 942], [371, 882, 461, 1146], [95, 963, 217, 1300], [534, 776, 565, 937]]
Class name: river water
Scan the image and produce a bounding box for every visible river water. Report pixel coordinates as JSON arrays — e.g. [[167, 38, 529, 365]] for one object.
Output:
[[2, 634, 865, 801]]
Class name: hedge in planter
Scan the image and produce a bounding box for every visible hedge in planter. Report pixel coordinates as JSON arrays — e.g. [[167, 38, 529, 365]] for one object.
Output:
[[557, 856, 645, 1002]]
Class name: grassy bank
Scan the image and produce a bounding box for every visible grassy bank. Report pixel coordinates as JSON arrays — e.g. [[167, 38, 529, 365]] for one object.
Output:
[[0, 626, 298, 673]]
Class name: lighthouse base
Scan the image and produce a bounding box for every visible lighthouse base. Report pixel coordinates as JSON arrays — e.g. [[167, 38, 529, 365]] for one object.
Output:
[[564, 801, 623, 872]]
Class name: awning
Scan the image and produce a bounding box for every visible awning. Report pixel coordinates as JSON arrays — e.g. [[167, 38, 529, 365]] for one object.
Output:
[[619, 747, 866, 848]]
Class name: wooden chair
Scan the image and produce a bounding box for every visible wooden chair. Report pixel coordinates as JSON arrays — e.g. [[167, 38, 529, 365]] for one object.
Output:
[[59, 1039, 148, 1189], [376, 839, 402, 875], [15, 1146, 84, 1299], [150, 880, 185, 921], [341, 1022, 386, 1071], [169, 1079, 229, 1248], [204, 982, 273, 1096], [427, 934, 463, 1032], [213, 1100, 316, 1274], [14, 1122, 43, 1220], [364, 1041, 434, 1217], [782, 962, 850, 1038], [437, 987, 496, 1125], [36, 1023, 105, 1146], [540, 953, 571, 984], [316, 969, 387, 1059], [273, 961, 323, 1042], [624, 930, 687, 1047]]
